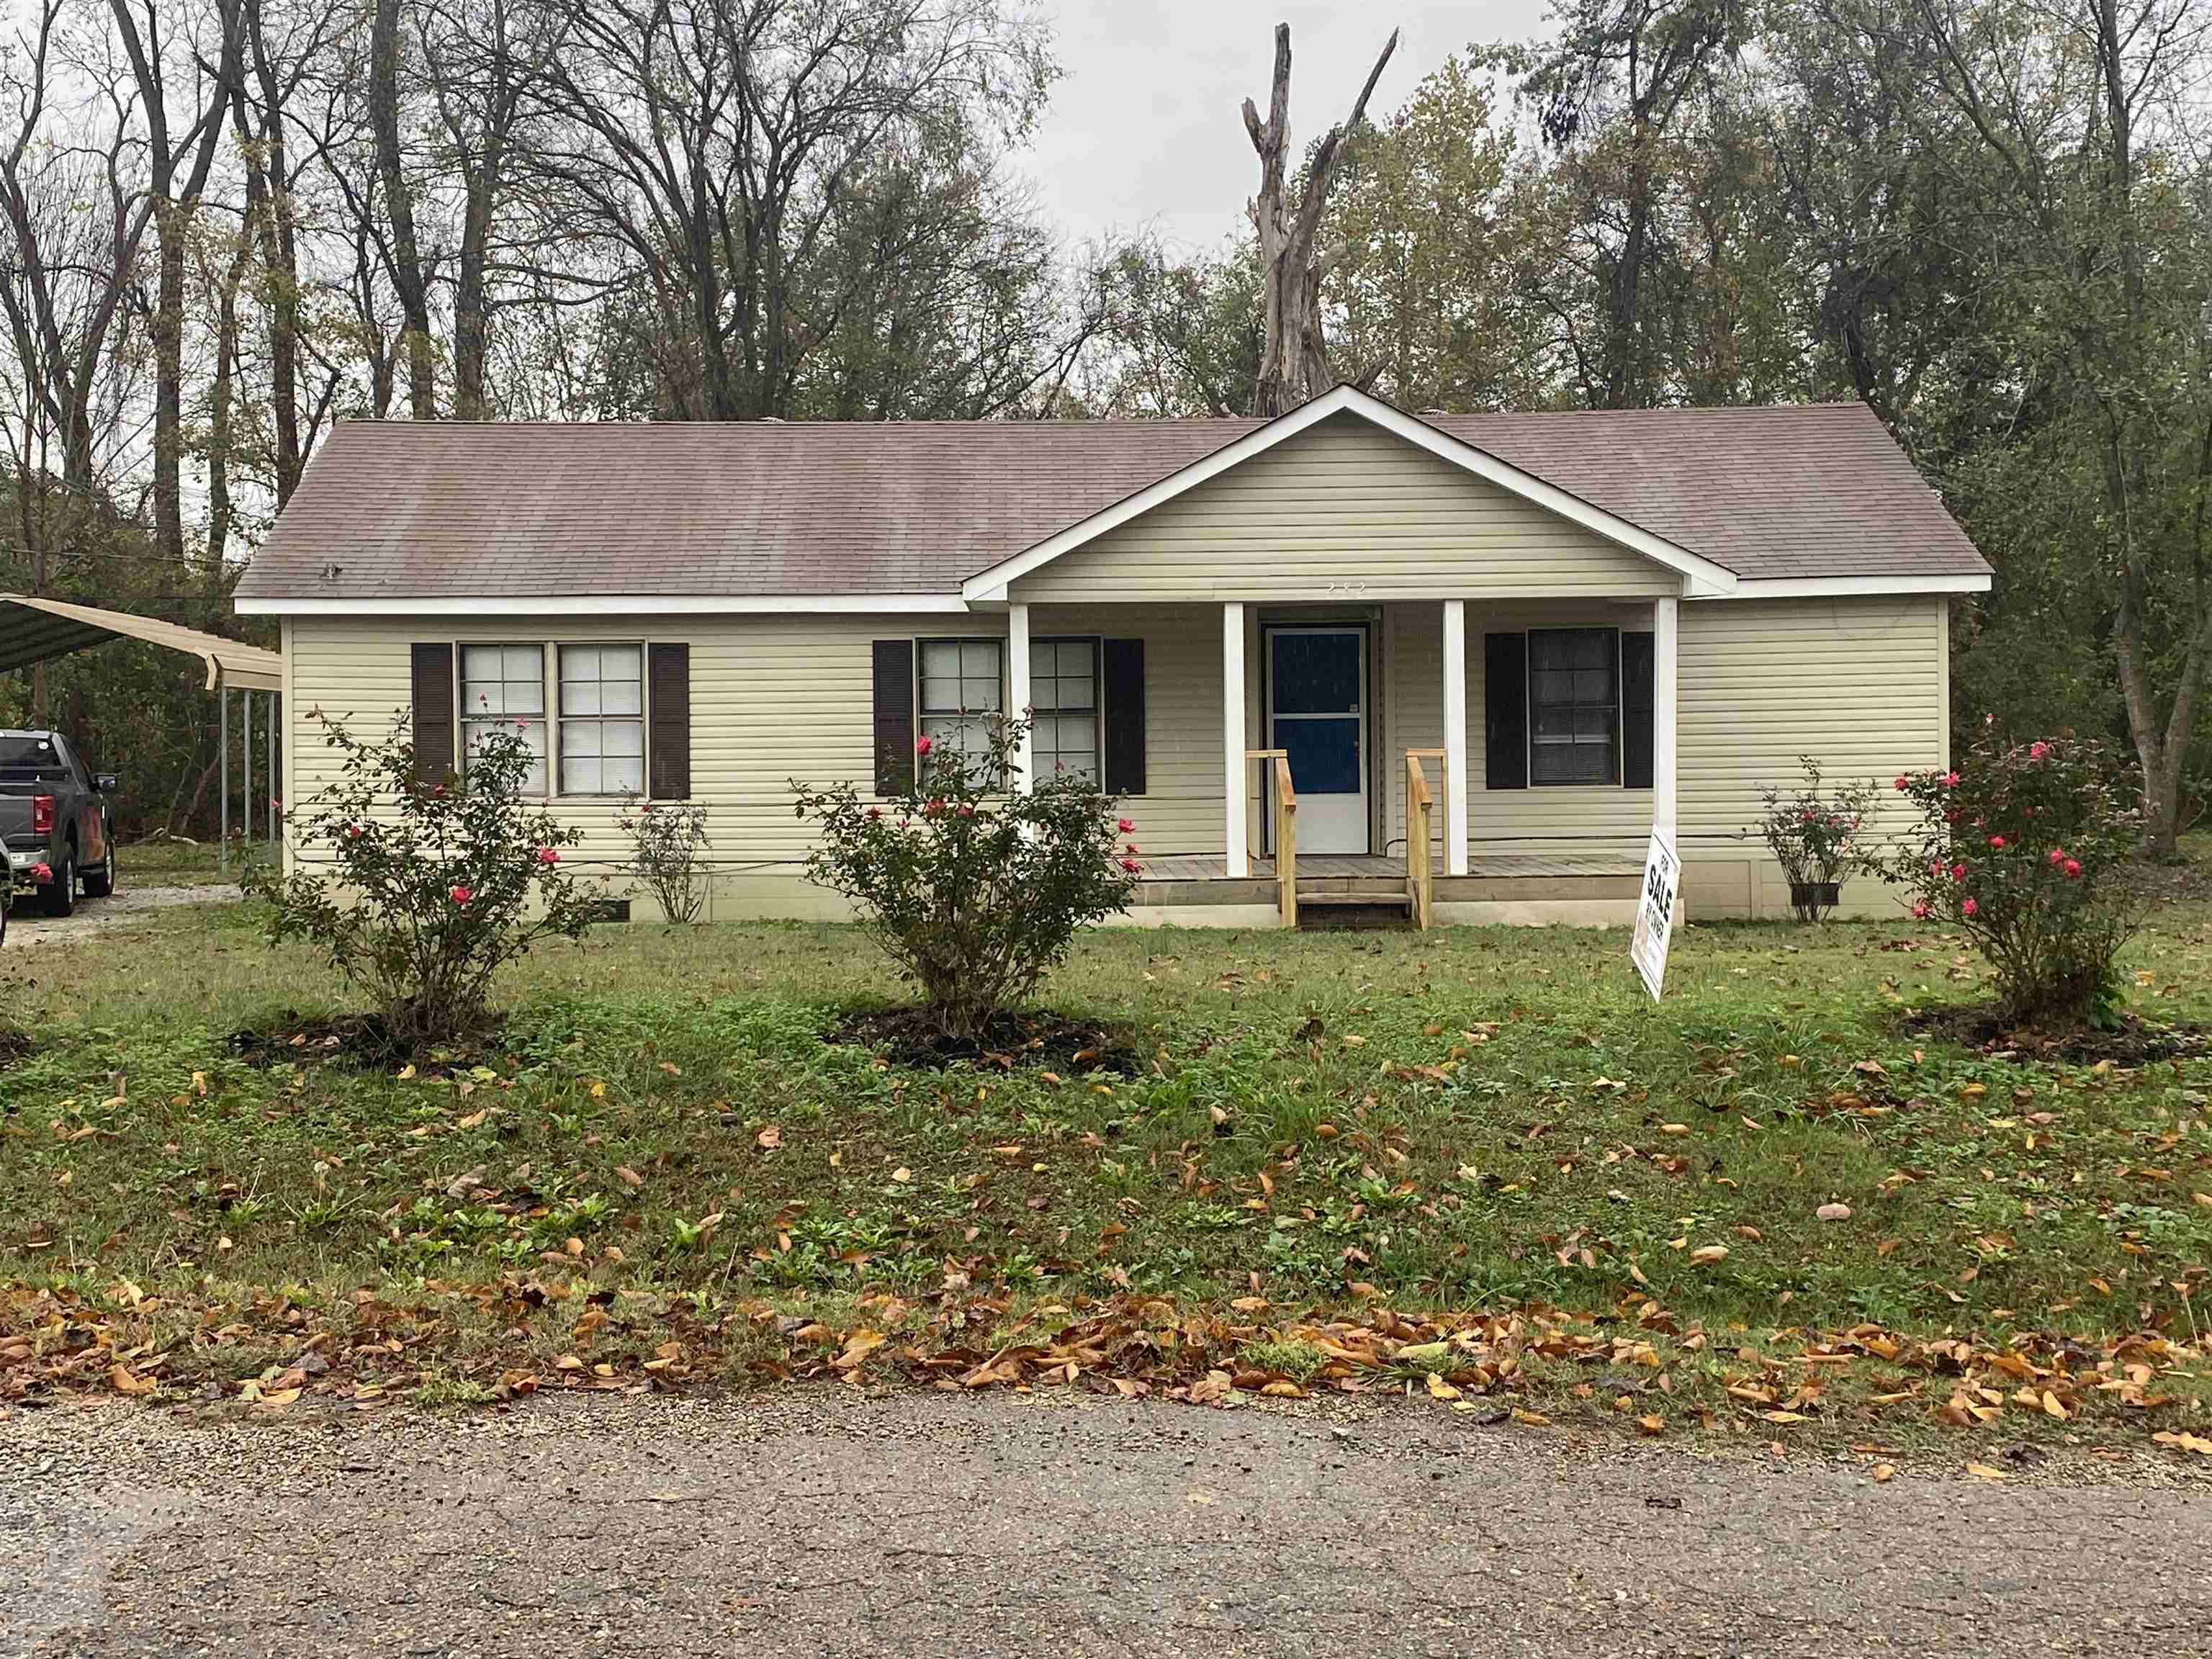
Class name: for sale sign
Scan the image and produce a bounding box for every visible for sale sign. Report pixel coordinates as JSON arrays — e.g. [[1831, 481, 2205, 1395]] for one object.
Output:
[[1630, 830, 1678, 1002]]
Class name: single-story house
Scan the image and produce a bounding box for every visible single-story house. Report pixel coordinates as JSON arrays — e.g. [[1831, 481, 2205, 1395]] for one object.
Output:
[[235, 384, 1991, 927]]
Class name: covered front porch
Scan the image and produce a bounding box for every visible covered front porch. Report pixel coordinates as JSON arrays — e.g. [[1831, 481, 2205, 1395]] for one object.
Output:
[[992, 592, 1678, 929]]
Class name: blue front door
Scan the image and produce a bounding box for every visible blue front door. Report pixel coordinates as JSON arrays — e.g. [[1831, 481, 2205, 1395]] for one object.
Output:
[[1267, 627, 1368, 855]]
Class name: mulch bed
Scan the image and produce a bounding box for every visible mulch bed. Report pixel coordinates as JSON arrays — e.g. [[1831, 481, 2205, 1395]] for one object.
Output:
[[827, 1004, 1141, 1074], [1901, 1004, 2210, 1065], [227, 1010, 507, 1071]]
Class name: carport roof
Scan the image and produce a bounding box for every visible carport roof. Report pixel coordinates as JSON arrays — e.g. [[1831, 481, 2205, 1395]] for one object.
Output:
[[0, 593, 282, 693]]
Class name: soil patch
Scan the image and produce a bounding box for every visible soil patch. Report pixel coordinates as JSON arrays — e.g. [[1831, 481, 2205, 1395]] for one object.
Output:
[[828, 1004, 1141, 1074], [0, 1025, 31, 1069], [227, 1010, 507, 1071], [1902, 1004, 2210, 1065]]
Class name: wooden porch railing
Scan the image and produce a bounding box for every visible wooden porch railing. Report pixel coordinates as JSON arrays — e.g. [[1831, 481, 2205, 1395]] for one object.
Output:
[[1403, 752, 1435, 930], [1246, 748, 1297, 927]]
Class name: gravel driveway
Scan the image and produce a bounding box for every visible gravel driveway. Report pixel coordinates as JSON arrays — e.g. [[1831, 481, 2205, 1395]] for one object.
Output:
[[1, 1390, 2205, 1658], [2, 885, 228, 949]]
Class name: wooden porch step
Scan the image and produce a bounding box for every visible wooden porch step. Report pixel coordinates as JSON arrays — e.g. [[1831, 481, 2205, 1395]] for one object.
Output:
[[1295, 891, 1413, 931]]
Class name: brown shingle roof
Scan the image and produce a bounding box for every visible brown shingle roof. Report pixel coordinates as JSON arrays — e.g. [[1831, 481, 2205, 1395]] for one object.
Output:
[[233, 400, 1988, 600]]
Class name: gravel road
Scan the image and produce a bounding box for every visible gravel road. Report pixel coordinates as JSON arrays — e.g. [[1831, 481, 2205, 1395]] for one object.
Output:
[[2, 1390, 2206, 1658]]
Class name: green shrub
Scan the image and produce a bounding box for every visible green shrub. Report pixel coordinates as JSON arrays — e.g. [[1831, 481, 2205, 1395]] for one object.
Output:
[[244, 711, 598, 1051], [792, 716, 1138, 1040], [1879, 724, 2143, 1026]]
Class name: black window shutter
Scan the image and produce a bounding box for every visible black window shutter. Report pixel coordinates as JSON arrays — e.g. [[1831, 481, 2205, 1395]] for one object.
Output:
[[648, 642, 691, 799], [1102, 637, 1146, 796], [872, 639, 916, 795], [1622, 631, 1655, 791], [410, 643, 456, 786], [1483, 633, 1528, 791]]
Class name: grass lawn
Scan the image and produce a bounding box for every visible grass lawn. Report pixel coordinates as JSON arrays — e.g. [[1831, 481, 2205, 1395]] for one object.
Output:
[[4, 881, 2211, 1452]]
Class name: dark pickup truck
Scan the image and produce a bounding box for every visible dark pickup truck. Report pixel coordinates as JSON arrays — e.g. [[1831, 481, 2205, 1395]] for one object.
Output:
[[0, 730, 117, 917]]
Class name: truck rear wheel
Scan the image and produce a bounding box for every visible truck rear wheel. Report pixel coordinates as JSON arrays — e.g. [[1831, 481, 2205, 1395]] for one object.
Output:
[[41, 848, 73, 917], [82, 840, 114, 898]]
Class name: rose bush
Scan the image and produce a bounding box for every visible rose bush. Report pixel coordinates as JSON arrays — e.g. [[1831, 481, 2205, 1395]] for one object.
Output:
[[1879, 724, 2143, 1027], [792, 716, 1139, 1041], [616, 796, 712, 925], [1752, 756, 1878, 921], [243, 711, 600, 1053]]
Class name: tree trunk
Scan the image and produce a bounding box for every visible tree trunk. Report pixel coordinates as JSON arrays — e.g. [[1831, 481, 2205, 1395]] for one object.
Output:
[[372, 0, 437, 418], [1242, 23, 1398, 418]]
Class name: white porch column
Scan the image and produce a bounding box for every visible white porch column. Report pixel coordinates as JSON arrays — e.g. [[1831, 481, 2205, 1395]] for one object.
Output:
[[1654, 595, 1678, 843], [1007, 602, 1033, 792], [1223, 601, 1247, 877], [1442, 598, 1470, 876]]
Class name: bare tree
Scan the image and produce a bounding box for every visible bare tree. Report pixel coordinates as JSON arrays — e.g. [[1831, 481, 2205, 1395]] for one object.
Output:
[[1241, 21, 1398, 418], [370, 0, 436, 415], [108, 0, 243, 569]]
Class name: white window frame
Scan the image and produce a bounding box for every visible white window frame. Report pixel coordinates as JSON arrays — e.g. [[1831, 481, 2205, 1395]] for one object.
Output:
[[1029, 634, 1102, 785], [917, 635, 1007, 783], [457, 642, 550, 796], [1525, 626, 1622, 788], [554, 641, 649, 799]]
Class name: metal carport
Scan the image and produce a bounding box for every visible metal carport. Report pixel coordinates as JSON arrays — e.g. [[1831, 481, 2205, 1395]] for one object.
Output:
[[0, 592, 285, 870]]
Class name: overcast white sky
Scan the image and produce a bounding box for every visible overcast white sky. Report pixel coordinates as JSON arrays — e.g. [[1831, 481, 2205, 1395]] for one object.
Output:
[[1017, 1, 1555, 250]]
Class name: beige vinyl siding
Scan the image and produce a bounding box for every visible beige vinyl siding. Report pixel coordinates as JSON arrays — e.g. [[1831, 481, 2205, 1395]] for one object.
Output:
[[287, 613, 1000, 872], [285, 607, 1233, 877], [1007, 414, 1680, 603], [1677, 595, 1946, 917]]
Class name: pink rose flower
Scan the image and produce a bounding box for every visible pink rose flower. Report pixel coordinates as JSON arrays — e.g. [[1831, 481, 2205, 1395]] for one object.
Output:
[[1124, 842, 1139, 855], [1943, 771, 1960, 787], [1950, 863, 1966, 881], [957, 802, 976, 818], [1120, 858, 1141, 873], [2029, 740, 2050, 760], [1987, 835, 2005, 850], [915, 734, 934, 757], [1893, 775, 1908, 791], [924, 798, 945, 817], [536, 848, 559, 865], [1961, 896, 1977, 917], [866, 806, 882, 821], [1910, 900, 1929, 920], [2048, 848, 2065, 866], [1117, 818, 1135, 833], [449, 885, 474, 905], [2063, 858, 2082, 878], [346, 822, 364, 838]]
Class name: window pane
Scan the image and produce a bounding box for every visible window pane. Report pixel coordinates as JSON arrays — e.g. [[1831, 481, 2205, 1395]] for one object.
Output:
[[602, 678, 642, 716], [503, 646, 541, 682], [462, 645, 503, 682], [562, 647, 598, 683], [1054, 639, 1093, 678], [961, 641, 998, 678], [606, 722, 643, 757], [567, 721, 601, 757], [600, 645, 642, 680], [561, 756, 600, 795], [566, 680, 602, 716], [921, 676, 963, 713], [921, 642, 962, 679], [603, 755, 644, 793], [1031, 675, 1059, 710], [506, 676, 544, 716], [964, 675, 1002, 714]]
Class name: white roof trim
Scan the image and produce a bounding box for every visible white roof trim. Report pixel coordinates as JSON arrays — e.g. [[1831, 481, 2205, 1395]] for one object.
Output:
[[1699, 574, 1991, 600], [235, 593, 974, 617], [958, 384, 1740, 600]]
